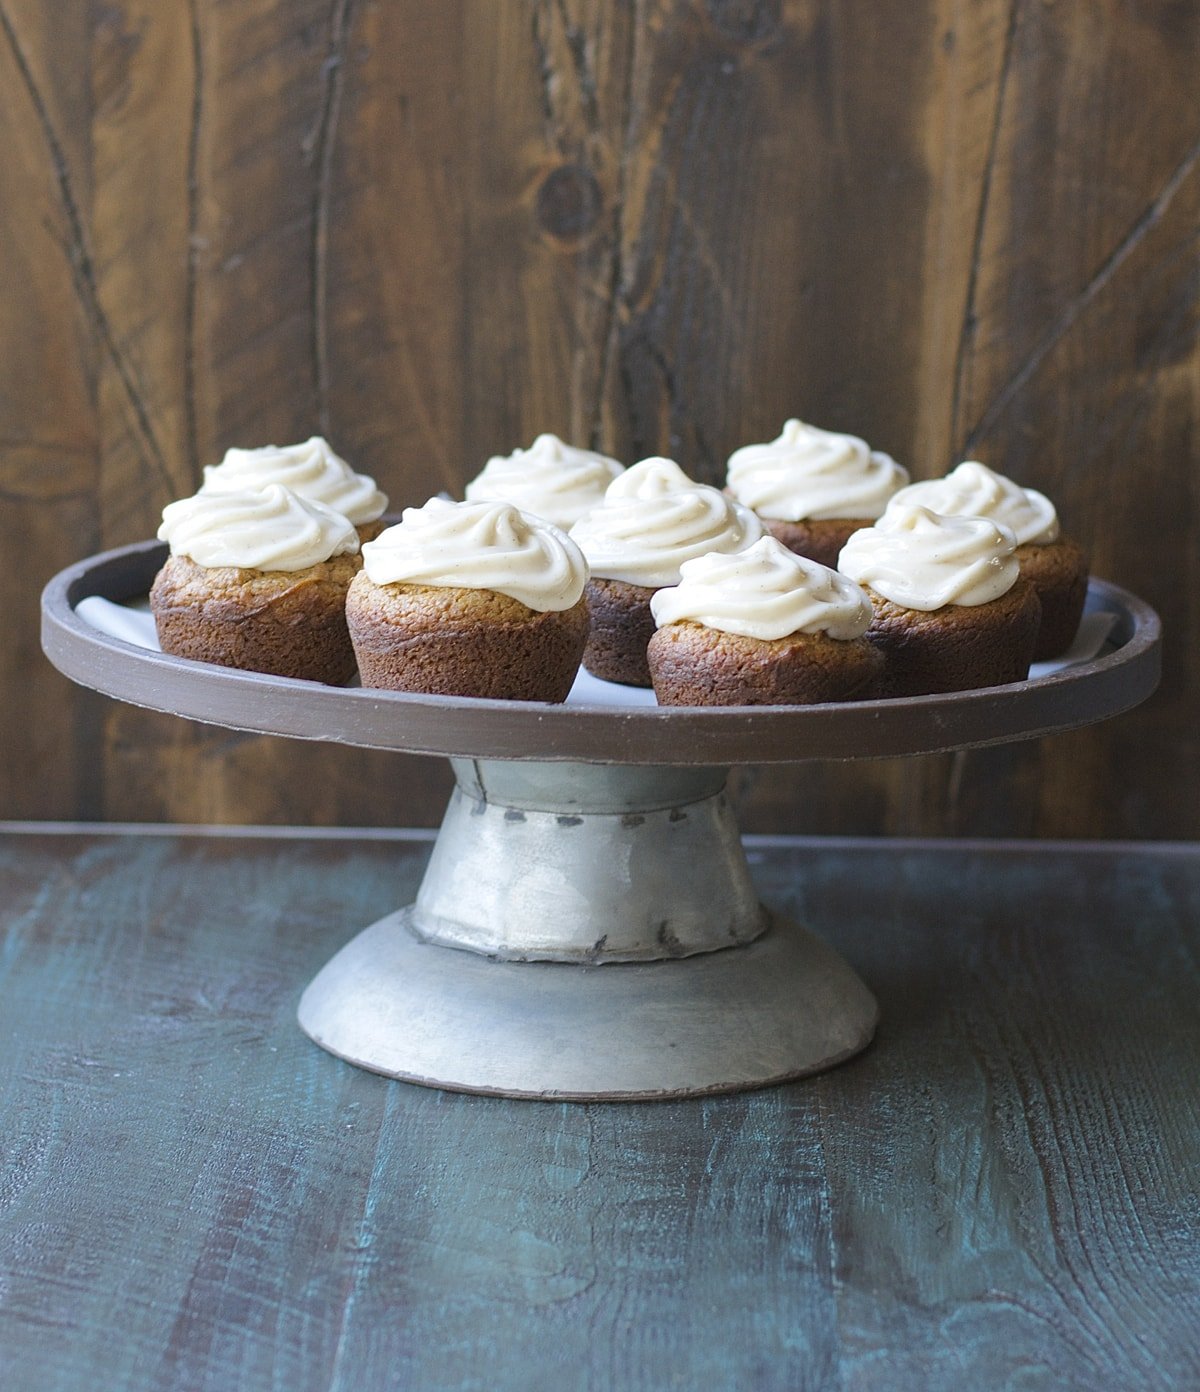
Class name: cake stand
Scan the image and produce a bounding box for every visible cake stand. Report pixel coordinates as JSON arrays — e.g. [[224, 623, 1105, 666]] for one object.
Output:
[[41, 541, 1161, 1100]]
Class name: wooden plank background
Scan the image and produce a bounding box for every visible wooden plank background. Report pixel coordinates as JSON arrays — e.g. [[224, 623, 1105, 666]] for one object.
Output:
[[2, 0, 1196, 836]]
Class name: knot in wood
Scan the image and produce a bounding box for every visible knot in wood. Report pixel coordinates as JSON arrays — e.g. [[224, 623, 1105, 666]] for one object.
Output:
[[536, 164, 603, 243], [705, 0, 783, 47]]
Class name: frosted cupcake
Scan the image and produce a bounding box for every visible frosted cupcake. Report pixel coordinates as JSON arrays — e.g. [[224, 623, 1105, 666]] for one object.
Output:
[[647, 537, 882, 706], [725, 418, 908, 567], [885, 461, 1088, 659], [464, 433, 623, 530], [569, 457, 763, 686], [346, 498, 589, 702], [200, 436, 388, 540], [150, 484, 361, 683], [838, 504, 1042, 697]]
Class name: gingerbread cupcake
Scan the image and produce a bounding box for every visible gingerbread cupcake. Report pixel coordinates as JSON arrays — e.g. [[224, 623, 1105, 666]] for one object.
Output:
[[885, 461, 1087, 659], [568, 457, 763, 687], [725, 418, 908, 567], [150, 484, 361, 683], [464, 433, 623, 530], [346, 498, 589, 702], [200, 436, 388, 540], [647, 537, 882, 706], [837, 504, 1042, 697]]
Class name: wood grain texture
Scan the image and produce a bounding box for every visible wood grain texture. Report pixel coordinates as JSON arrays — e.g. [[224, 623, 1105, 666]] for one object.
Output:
[[2, 0, 1196, 835], [0, 4, 100, 818], [0, 830, 1197, 1389]]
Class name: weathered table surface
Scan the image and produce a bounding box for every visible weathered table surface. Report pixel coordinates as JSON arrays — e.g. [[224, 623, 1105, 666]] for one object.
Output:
[[1, 827, 1197, 1391]]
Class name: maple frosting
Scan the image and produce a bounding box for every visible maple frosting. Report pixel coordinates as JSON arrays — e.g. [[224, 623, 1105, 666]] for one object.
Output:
[[569, 457, 763, 588], [838, 504, 1021, 610], [726, 419, 908, 522], [650, 536, 873, 641], [201, 437, 387, 526], [360, 498, 587, 612], [464, 433, 623, 530], [158, 485, 360, 571], [886, 460, 1059, 546]]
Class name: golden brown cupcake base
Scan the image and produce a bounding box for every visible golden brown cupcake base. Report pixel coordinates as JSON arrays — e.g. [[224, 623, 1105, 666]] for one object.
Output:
[[1015, 535, 1089, 660], [346, 575, 589, 702], [580, 577, 658, 687], [863, 579, 1042, 697], [355, 518, 389, 544], [149, 552, 359, 684], [759, 517, 869, 569], [648, 622, 884, 706]]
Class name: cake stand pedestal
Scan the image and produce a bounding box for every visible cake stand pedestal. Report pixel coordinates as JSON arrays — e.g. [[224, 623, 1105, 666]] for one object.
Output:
[[299, 759, 876, 1098], [42, 542, 1161, 1100]]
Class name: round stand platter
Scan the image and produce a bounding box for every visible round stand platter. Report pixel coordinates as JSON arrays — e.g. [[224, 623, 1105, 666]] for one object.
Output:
[[42, 541, 1161, 1100]]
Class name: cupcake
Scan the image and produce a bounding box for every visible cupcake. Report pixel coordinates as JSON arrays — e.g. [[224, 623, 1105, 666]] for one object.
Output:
[[647, 537, 882, 706], [464, 433, 623, 530], [200, 436, 388, 540], [568, 457, 763, 686], [346, 498, 589, 702], [725, 418, 908, 566], [150, 484, 361, 683], [837, 504, 1042, 697], [885, 460, 1088, 659]]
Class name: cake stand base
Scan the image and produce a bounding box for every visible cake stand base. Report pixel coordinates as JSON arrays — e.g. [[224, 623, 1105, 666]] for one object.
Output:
[[297, 908, 877, 1100], [297, 758, 878, 1100]]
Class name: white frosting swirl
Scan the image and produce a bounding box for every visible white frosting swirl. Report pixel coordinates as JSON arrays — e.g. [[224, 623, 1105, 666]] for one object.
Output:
[[158, 485, 360, 571], [651, 536, 873, 641], [464, 433, 623, 530], [201, 437, 387, 525], [726, 418, 908, 521], [885, 460, 1059, 545], [838, 504, 1021, 610], [361, 498, 587, 612], [569, 457, 763, 587]]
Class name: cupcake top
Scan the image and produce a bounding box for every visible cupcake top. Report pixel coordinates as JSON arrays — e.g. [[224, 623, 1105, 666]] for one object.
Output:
[[885, 460, 1059, 545], [838, 504, 1021, 610], [650, 536, 873, 642], [200, 436, 388, 526], [569, 457, 763, 588], [158, 485, 360, 571], [725, 419, 908, 522], [360, 497, 587, 612], [464, 433, 623, 530]]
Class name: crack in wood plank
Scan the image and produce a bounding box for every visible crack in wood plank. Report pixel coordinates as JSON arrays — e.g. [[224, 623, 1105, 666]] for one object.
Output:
[[675, 193, 735, 326], [957, 997, 1110, 1371], [639, 331, 684, 457], [812, 1076, 847, 1371], [949, 0, 1022, 462], [591, 5, 638, 452], [183, 0, 204, 485], [1004, 1002, 1161, 1379], [311, 0, 357, 440], [326, 1085, 397, 1391], [964, 132, 1200, 456], [0, 0, 174, 500], [530, 2, 560, 147], [554, 0, 600, 134]]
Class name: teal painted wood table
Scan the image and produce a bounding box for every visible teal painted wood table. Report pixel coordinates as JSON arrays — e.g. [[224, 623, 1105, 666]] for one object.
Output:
[[0, 827, 1197, 1391]]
